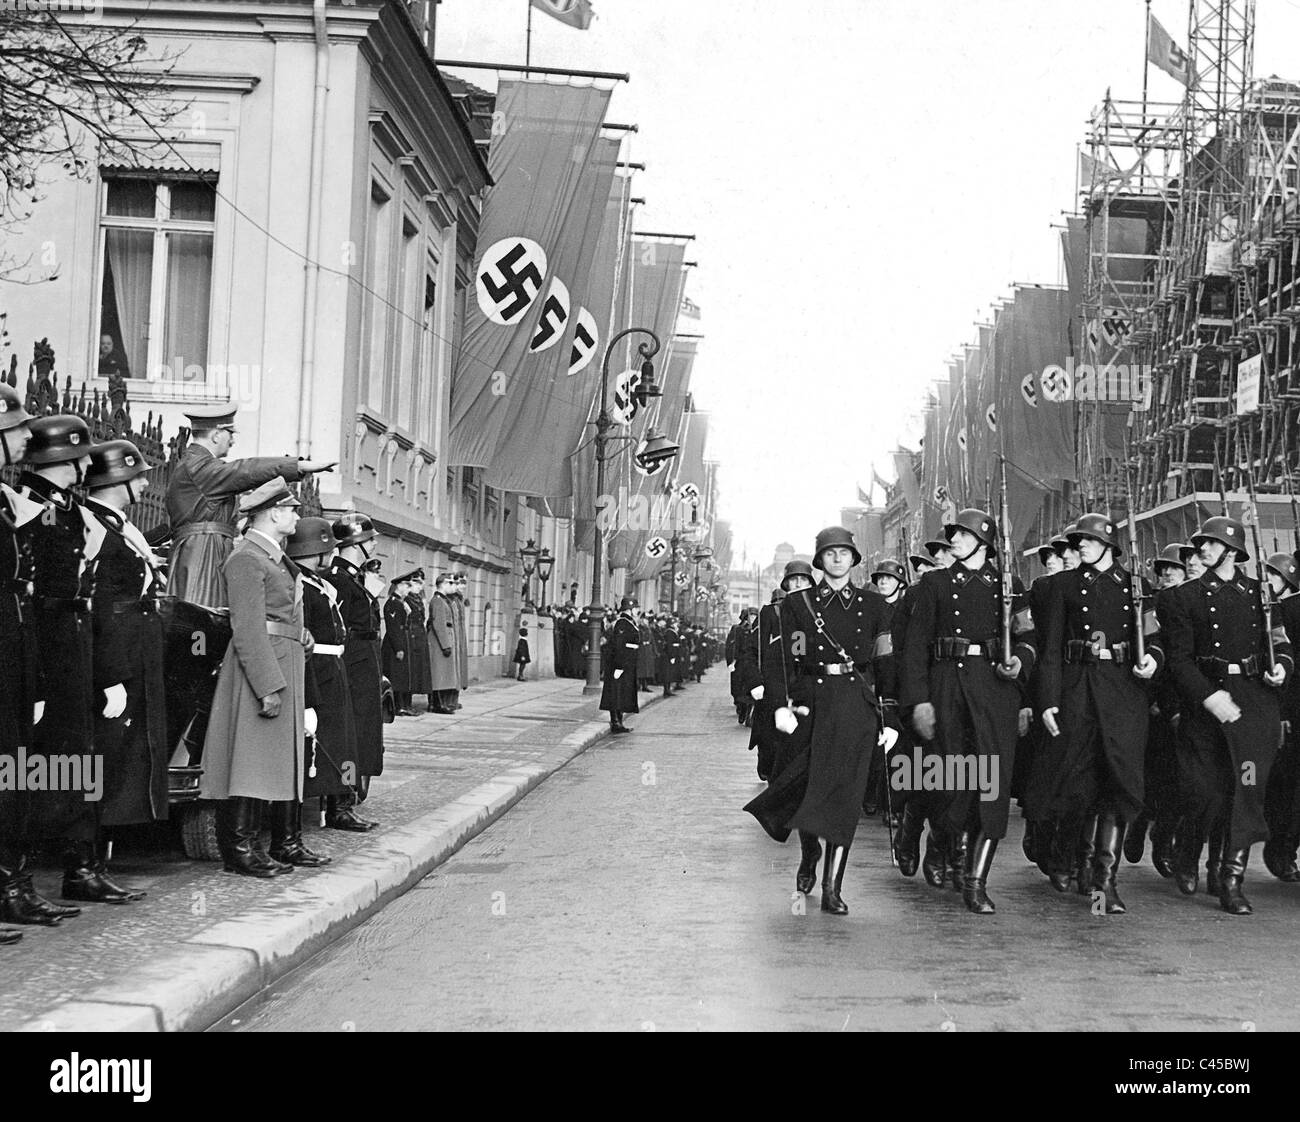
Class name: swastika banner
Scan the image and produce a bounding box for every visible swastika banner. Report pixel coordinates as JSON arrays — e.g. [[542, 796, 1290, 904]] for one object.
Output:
[[449, 81, 614, 496]]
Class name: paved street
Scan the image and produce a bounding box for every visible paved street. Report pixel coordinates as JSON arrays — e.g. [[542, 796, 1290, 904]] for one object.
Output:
[[230, 675, 1300, 1032]]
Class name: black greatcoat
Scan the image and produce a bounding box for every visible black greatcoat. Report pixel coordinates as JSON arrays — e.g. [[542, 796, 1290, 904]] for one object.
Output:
[[1158, 568, 1293, 851], [599, 614, 641, 714], [1014, 572, 1059, 804], [86, 502, 168, 825], [1032, 564, 1160, 824], [656, 625, 679, 685], [301, 571, 358, 799], [405, 594, 433, 692], [18, 473, 99, 842], [382, 594, 413, 693], [783, 580, 885, 847], [737, 603, 784, 775], [898, 562, 1036, 840], [0, 484, 41, 844], [326, 557, 384, 778]]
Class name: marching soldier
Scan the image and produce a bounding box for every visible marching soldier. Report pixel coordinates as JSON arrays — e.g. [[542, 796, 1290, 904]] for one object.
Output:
[[19, 416, 115, 908], [428, 573, 460, 713], [84, 440, 169, 900], [900, 509, 1036, 915], [737, 588, 787, 781], [1262, 552, 1300, 882], [0, 388, 72, 933], [324, 515, 384, 831], [600, 597, 641, 734], [867, 558, 908, 821], [405, 571, 434, 711], [1035, 514, 1160, 913], [162, 404, 334, 772], [726, 610, 749, 719], [383, 572, 416, 716], [1159, 516, 1292, 914], [1126, 544, 1190, 879], [200, 479, 310, 878]]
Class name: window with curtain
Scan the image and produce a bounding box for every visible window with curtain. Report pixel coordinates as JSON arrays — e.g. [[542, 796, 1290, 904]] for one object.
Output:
[[98, 176, 215, 381]]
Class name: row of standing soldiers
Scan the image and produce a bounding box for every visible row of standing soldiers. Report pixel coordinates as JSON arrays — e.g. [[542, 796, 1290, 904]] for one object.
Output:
[[597, 597, 717, 733], [743, 507, 1293, 919], [380, 569, 471, 715]]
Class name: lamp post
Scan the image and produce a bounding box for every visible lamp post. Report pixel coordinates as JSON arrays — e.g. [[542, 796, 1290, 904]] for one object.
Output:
[[519, 538, 540, 611], [536, 547, 554, 614], [691, 546, 712, 627], [584, 328, 680, 694]]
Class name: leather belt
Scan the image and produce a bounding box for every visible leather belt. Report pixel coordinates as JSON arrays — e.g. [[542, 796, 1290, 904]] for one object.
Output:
[[932, 637, 997, 660], [172, 521, 235, 544], [4, 579, 33, 596], [1198, 655, 1262, 679], [1066, 639, 1131, 663], [313, 643, 345, 657], [35, 595, 92, 615], [348, 629, 380, 641], [110, 597, 158, 616], [266, 621, 306, 644]]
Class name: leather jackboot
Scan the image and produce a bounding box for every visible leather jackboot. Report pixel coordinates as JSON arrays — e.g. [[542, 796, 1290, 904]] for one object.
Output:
[[947, 831, 970, 892], [1093, 815, 1127, 914], [820, 843, 849, 915], [1075, 815, 1099, 896], [90, 839, 145, 902], [1205, 823, 1225, 897], [893, 802, 924, 877], [325, 790, 378, 832], [0, 856, 64, 926], [795, 832, 821, 895], [1173, 830, 1202, 896], [1218, 848, 1253, 916], [1123, 812, 1149, 864], [962, 834, 998, 915], [218, 798, 276, 878], [921, 828, 947, 888], [269, 801, 331, 868], [62, 840, 138, 904], [1149, 817, 1177, 879]]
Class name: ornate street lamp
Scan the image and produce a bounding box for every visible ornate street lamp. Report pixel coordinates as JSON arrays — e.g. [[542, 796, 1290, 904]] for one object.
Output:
[[536, 547, 554, 614], [584, 328, 680, 693], [520, 538, 540, 610]]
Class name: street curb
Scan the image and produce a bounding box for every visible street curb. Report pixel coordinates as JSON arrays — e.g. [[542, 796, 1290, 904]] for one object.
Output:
[[17, 690, 664, 1033]]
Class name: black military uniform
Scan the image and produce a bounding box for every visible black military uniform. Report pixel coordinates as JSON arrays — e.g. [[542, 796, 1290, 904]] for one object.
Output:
[[737, 589, 787, 780], [657, 616, 679, 697], [324, 516, 384, 831], [382, 577, 415, 714], [405, 576, 433, 706], [899, 509, 1036, 915], [599, 599, 641, 732], [1158, 516, 1293, 915], [1264, 553, 1300, 881], [867, 559, 908, 820], [1033, 514, 1162, 913]]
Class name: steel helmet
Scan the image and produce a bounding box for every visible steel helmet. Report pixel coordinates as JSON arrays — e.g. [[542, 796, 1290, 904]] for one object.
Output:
[[812, 525, 862, 569], [0, 384, 30, 432], [1265, 552, 1300, 591], [332, 513, 377, 547], [871, 558, 908, 584], [1150, 543, 1187, 573], [923, 538, 950, 558], [286, 516, 337, 560], [84, 439, 151, 490], [1067, 512, 1120, 553], [908, 552, 936, 571], [780, 559, 815, 590], [944, 508, 997, 550], [24, 415, 92, 465], [1190, 516, 1248, 560]]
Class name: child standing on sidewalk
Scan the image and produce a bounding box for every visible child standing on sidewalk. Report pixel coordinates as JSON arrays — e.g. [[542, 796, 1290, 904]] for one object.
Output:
[[513, 626, 531, 681]]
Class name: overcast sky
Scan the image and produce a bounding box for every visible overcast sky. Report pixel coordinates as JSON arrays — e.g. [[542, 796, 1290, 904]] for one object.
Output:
[[436, 0, 1300, 568]]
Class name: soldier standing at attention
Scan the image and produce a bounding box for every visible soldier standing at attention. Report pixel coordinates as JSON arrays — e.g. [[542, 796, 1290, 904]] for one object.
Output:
[[404, 571, 433, 712], [162, 404, 333, 768], [383, 573, 415, 716], [1159, 516, 1292, 915], [200, 479, 311, 878], [1262, 553, 1300, 882], [428, 573, 460, 714], [900, 509, 1036, 915], [600, 597, 642, 734]]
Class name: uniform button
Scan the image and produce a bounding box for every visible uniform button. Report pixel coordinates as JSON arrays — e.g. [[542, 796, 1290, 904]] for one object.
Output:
[[1214, 642, 1221, 648], [953, 594, 959, 600], [955, 628, 963, 634], [954, 610, 961, 616], [1210, 607, 1216, 613], [957, 661, 964, 668], [1082, 606, 1088, 612], [1213, 624, 1219, 629], [1081, 589, 1088, 595], [817, 678, 823, 684]]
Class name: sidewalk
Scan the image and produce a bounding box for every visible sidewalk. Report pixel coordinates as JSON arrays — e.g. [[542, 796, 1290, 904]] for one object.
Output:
[[3, 674, 669, 1032]]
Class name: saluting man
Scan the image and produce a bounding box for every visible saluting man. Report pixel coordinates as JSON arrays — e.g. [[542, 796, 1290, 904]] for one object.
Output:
[[1035, 514, 1160, 913], [600, 597, 642, 734], [1159, 516, 1292, 915], [325, 515, 383, 830], [899, 509, 1036, 915], [200, 479, 311, 878]]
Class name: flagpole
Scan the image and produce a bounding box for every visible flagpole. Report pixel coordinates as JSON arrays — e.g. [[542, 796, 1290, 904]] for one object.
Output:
[[526, 0, 533, 70], [1141, 0, 1151, 189]]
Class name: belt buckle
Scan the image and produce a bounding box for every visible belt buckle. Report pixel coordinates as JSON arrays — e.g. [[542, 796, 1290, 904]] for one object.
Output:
[[1097, 648, 1113, 661], [967, 643, 982, 657], [1228, 663, 1242, 675]]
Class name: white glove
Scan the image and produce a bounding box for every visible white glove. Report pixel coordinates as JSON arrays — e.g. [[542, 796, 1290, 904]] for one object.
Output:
[[33, 701, 45, 726], [878, 725, 899, 753], [1202, 689, 1242, 724], [1265, 663, 1287, 688], [749, 685, 764, 701], [102, 683, 128, 720], [1041, 706, 1061, 738], [305, 707, 318, 736], [774, 706, 799, 735], [1131, 653, 1157, 680], [613, 669, 623, 679]]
